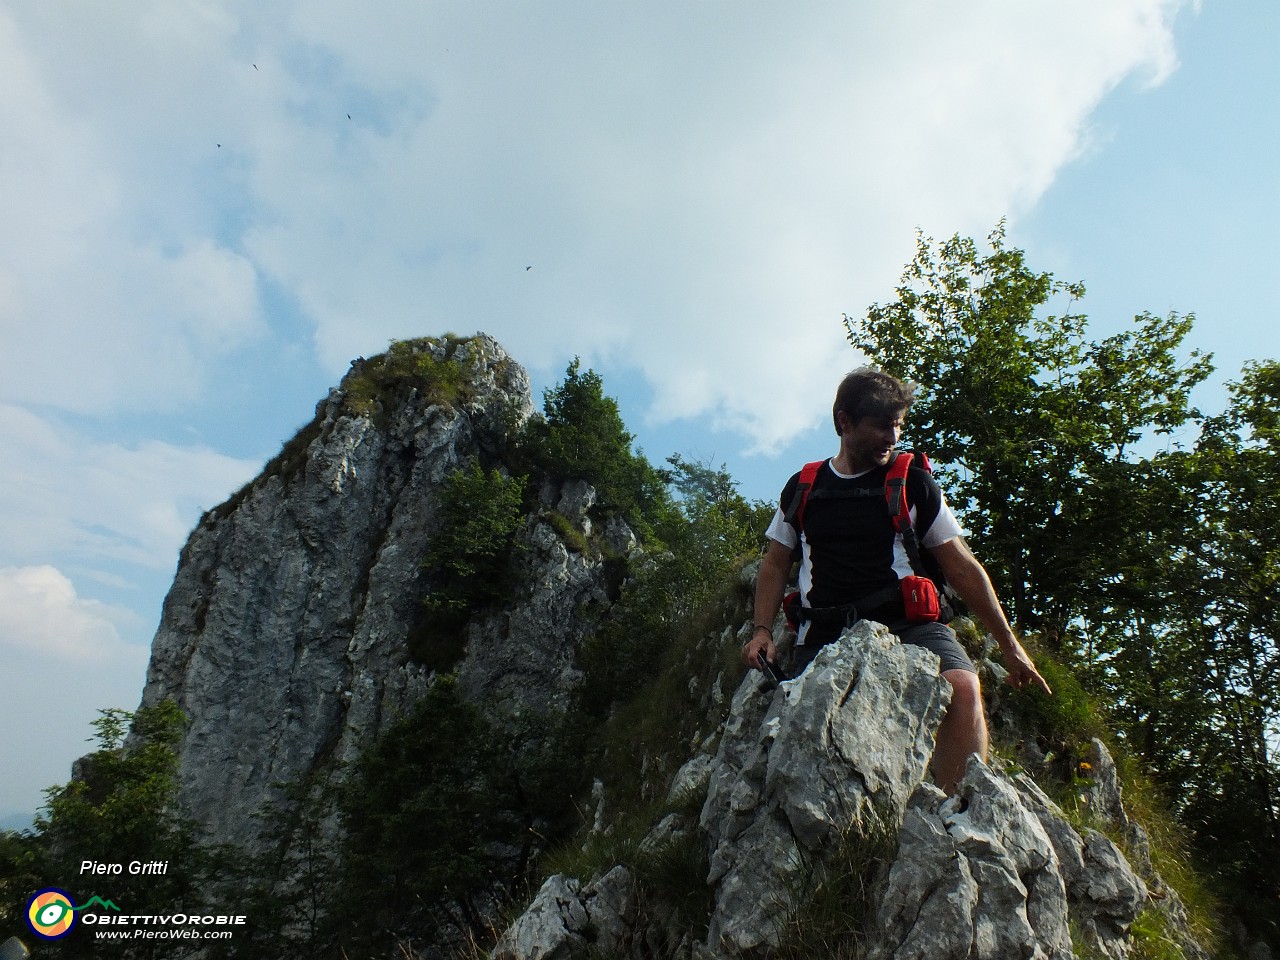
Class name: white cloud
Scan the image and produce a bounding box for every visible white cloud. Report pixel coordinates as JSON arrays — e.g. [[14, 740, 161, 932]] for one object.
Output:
[[0, 565, 150, 821], [236, 0, 1190, 450], [0, 0, 1190, 448], [0, 565, 143, 664], [0, 404, 260, 575], [0, 3, 266, 415]]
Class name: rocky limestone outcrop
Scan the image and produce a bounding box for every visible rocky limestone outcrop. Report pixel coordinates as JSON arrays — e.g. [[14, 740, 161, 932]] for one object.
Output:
[[493, 868, 638, 960], [493, 623, 1164, 960], [137, 335, 625, 852], [872, 763, 1145, 960], [700, 623, 950, 955]]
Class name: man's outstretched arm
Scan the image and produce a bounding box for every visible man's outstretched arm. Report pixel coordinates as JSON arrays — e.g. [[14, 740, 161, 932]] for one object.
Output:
[[930, 537, 1052, 695], [743, 538, 792, 669]]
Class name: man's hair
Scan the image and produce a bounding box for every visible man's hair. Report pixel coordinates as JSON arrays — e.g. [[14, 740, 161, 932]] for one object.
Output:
[[832, 367, 916, 434]]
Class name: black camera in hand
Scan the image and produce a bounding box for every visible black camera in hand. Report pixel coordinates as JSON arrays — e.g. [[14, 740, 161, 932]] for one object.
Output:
[[757, 653, 788, 687]]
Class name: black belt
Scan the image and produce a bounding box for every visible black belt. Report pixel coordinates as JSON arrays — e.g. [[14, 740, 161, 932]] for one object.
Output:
[[792, 583, 901, 629]]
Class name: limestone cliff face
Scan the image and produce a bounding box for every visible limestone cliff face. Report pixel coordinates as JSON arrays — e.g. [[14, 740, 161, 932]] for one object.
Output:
[[138, 335, 621, 851]]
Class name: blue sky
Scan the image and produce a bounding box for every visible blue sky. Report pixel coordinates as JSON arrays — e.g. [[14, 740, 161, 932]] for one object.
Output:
[[2, 0, 1274, 826]]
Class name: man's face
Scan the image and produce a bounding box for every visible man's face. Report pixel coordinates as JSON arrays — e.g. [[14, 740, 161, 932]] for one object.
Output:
[[840, 411, 904, 471]]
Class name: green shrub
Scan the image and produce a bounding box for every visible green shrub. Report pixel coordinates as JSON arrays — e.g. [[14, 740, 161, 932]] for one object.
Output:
[[525, 359, 670, 539], [342, 337, 471, 420], [412, 463, 527, 669], [425, 463, 527, 581]]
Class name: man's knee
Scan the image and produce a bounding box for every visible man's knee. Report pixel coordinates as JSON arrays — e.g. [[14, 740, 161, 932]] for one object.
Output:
[[942, 668, 983, 714]]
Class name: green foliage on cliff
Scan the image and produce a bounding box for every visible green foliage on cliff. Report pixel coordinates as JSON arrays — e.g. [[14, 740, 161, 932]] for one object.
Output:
[[342, 336, 472, 419], [279, 677, 589, 955], [526, 358, 670, 538], [579, 454, 768, 719], [413, 463, 528, 671], [334, 677, 517, 943]]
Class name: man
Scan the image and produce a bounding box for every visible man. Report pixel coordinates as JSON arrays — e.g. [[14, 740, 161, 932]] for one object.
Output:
[[741, 368, 1050, 792]]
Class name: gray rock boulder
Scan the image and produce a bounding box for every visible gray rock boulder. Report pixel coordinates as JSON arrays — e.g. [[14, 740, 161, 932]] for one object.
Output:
[[492, 867, 637, 960], [698, 621, 952, 956], [494, 619, 1175, 960], [872, 759, 1145, 960]]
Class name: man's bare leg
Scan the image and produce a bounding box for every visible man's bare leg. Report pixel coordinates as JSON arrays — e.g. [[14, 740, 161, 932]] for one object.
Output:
[[932, 669, 988, 793]]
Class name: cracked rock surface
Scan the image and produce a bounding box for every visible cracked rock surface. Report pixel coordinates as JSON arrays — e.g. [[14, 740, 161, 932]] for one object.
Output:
[[492, 867, 636, 960], [699, 622, 952, 956], [495, 622, 1164, 960], [871, 761, 1147, 960]]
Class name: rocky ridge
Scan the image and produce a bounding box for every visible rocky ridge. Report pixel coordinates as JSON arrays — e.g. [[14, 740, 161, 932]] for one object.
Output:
[[132, 333, 1212, 958], [494, 623, 1204, 960]]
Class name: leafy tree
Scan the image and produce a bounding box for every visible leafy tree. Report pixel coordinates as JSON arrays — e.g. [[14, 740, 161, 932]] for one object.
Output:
[[846, 225, 1280, 944], [665, 453, 771, 568], [1152, 363, 1280, 933], [0, 701, 215, 959], [844, 223, 1212, 643], [527, 359, 669, 538]]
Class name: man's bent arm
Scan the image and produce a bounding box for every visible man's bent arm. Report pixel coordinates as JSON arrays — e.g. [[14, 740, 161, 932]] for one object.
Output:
[[744, 539, 792, 668], [930, 537, 1052, 694]]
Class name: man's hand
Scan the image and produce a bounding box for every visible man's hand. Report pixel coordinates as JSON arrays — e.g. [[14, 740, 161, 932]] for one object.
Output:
[[929, 537, 1052, 696], [742, 632, 777, 672], [1000, 637, 1052, 695]]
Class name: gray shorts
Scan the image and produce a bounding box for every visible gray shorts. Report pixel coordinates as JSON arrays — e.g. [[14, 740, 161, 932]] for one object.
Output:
[[790, 620, 975, 676], [890, 621, 976, 675]]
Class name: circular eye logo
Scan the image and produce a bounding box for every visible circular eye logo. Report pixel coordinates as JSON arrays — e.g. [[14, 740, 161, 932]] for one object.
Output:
[[27, 888, 77, 940]]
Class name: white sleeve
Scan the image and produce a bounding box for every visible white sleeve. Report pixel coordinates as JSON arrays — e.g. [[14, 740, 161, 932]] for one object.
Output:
[[764, 508, 797, 550], [920, 495, 965, 549]]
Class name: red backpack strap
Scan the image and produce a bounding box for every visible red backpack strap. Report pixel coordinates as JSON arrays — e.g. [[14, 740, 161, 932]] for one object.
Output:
[[885, 451, 932, 578], [884, 451, 914, 532], [782, 460, 826, 534]]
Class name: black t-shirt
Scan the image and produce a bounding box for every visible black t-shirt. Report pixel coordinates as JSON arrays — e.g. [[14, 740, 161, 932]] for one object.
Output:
[[767, 457, 959, 645]]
